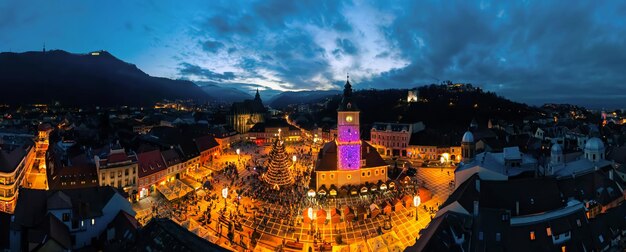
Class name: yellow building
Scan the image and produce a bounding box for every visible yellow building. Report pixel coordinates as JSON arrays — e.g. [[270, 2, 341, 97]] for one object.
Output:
[[94, 147, 138, 192], [0, 137, 36, 213]]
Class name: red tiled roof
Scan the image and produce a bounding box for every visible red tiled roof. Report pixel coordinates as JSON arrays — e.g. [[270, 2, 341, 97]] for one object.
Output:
[[108, 152, 130, 164], [137, 150, 166, 178], [194, 135, 219, 152]]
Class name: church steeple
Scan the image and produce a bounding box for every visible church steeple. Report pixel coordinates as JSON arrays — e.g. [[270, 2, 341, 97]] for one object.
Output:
[[254, 88, 261, 101], [338, 74, 358, 111]]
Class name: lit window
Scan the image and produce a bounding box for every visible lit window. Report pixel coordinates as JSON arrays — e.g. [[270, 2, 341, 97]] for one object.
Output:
[[546, 227, 552, 236], [561, 246, 566, 252], [91, 219, 95, 226], [530, 231, 535, 240]]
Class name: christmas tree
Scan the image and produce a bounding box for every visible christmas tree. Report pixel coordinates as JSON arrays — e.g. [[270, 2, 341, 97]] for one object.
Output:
[[262, 133, 295, 190]]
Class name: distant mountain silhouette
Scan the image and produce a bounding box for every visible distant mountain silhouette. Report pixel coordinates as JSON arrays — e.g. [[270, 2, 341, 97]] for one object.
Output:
[[268, 90, 341, 108], [0, 50, 211, 106], [196, 81, 254, 103]]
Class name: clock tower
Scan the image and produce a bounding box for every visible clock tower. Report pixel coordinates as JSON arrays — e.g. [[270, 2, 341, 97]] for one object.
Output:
[[337, 75, 361, 170]]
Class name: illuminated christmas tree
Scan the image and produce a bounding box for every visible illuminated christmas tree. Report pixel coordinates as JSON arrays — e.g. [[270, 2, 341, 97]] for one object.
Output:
[[262, 132, 295, 190]]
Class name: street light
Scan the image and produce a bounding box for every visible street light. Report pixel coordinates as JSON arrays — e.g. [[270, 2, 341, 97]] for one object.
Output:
[[292, 155, 297, 171], [236, 148, 240, 161], [413, 195, 421, 221]]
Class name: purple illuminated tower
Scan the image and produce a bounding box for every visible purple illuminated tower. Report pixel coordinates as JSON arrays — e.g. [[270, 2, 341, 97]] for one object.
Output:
[[337, 75, 361, 170]]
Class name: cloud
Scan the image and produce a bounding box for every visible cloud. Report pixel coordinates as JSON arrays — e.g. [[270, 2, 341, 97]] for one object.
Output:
[[335, 38, 358, 55], [178, 63, 235, 81], [200, 39, 224, 53]]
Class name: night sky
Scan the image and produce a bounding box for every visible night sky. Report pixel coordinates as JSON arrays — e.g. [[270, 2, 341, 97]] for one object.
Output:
[[1, 1, 626, 108]]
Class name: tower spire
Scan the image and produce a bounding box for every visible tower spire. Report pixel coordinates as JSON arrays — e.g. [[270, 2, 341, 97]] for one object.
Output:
[[254, 88, 261, 101]]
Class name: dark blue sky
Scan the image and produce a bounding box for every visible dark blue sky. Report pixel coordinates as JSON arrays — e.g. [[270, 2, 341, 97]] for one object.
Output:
[[1, 1, 626, 108]]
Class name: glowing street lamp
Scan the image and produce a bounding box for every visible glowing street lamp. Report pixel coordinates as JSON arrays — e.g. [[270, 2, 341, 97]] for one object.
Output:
[[236, 148, 240, 160], [292, 155, 297, 171], [413, 195, 421, 221]]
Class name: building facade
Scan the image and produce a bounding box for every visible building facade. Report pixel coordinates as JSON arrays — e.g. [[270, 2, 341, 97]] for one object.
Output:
[[370, 122, 425, 157], [228, 89, 267, 134], [0, 137, 35, 213], [314, 77, 389, 196], [137, 150, 167, 199], [95, 146, 138, 193]]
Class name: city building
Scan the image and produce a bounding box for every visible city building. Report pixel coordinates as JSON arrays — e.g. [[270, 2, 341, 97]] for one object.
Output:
[[228, 89, 267, 134], [455, 130, 538, 188], [370, 122, 424, 157], [194, 135, 220, 167], [10, 186, 136, 250], [248, 118, 301, 145], [209, 124, 239, 150], [421, 132, 626, 251], [314, 77, 388, 196], [94, 145, 138, 194], [47, 153, 99, 190], [133, 218, 227, 252], [0, 136, 36, 213], [137, 150, 167, 199]]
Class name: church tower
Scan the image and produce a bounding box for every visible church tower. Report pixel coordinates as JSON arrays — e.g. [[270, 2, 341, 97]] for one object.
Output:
[[461, 130, 475, 163], [337, 75, 361, 170]]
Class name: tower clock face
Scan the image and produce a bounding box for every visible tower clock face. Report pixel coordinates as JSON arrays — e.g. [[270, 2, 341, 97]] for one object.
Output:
[[346, 115, 353, 122]]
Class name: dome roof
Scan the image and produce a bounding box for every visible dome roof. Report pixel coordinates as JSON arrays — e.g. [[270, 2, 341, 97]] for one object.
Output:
[[462, 131, 474, 143], [584, 137, 605, 152], [551, 143, 563, 153]]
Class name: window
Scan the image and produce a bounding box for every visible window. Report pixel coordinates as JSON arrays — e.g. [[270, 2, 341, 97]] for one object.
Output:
[[576, 219, 581, 227], [362, 172, 365, 177], [330, 174, 334, 179], [62, 213, 70, 222], [375, 170, 379, 175], [478, 232, 483, 240], [322, 174, 325, 180], [530, 231, 535, 240], [347, 175, 352, 180], [91, 219, 95, 226], [561, 246, 566, 252], [495, 233, 501, 242], [546, 227, 552, 236]]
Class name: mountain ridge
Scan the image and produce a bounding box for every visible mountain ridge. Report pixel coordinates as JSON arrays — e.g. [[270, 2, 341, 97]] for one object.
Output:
[[0, 50, 211, 106]]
